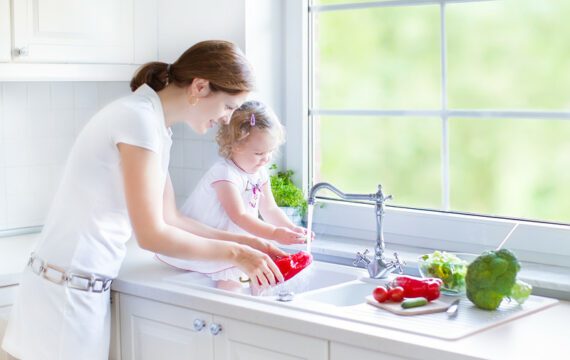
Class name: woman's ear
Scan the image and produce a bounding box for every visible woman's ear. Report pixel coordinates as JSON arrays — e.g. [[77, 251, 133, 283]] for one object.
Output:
[[189, 78, 211, 97]]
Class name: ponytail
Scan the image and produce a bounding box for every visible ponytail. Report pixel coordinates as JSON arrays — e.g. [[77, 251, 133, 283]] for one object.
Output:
[[130, 62, 170, 92]]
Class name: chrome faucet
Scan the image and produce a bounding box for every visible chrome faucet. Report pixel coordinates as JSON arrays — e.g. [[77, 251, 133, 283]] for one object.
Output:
[[308, 182, 405, 279]]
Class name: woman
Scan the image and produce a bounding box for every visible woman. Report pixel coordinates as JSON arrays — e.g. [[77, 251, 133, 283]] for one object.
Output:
[[2, 40, 285, 360]]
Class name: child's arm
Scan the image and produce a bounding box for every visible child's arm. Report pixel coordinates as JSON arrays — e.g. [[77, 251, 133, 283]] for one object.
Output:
[[258, 182, 299, 228], [258, 182, 314, 241], [163, 175, 286, 259], [213, 181, 305, 245]]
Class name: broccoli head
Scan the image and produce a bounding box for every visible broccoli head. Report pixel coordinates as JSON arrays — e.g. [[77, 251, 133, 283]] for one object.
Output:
[[465, 249, 521, 310]]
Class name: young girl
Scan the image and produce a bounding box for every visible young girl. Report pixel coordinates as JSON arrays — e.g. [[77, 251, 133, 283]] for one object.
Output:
[[158, 101, 311, 290]]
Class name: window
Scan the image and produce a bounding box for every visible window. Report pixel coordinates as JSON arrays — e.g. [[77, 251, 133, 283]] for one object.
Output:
[[309, 0, 570, 225], [277, 0, 570, 267]]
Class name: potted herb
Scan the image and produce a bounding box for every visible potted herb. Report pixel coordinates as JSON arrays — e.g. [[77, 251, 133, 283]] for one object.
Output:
[[269, 164, 307, 226]]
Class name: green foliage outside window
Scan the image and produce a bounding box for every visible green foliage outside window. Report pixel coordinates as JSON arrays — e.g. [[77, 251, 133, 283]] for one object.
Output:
[[313, 0, 570, 224]]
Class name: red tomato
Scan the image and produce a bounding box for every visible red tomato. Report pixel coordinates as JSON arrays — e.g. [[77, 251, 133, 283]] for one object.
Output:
[[388, 286, 405, 302], [372, 286, 389, 303]]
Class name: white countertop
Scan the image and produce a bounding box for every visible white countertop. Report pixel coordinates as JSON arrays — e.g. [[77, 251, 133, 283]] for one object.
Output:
[[1, 234, 569, 359], [113, 241, 569, 360]]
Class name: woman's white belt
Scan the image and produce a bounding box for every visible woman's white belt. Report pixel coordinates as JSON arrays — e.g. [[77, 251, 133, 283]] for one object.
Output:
[[27, 253, 112, 293]]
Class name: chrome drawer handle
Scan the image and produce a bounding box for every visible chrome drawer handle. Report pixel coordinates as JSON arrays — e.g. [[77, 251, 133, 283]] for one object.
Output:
[[209, 323, 222, 336], [193, 319, 206, 332]]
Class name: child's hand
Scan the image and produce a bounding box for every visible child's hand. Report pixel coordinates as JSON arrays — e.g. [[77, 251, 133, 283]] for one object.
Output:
[[272, 227, 306, 245], [291, 226, 315, 242]]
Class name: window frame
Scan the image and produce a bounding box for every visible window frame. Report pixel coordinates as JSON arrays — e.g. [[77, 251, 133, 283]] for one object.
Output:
[[284, 0, 570, 267]]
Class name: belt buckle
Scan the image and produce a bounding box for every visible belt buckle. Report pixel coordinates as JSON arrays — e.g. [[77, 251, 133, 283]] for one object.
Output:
[[92, 278, 112, 293], [67, 273, 93, 292], [91, 278, 105, 293], [42, 264, 67, 285]]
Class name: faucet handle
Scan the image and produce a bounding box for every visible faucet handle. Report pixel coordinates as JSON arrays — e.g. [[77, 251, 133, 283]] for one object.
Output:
[[392, 252, 405, 274], [353, 249, 371, 267]]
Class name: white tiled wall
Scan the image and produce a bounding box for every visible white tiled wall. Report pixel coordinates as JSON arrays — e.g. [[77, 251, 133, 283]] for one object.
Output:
[[169, 122, 222, 207], [0, 81, 230, 232]]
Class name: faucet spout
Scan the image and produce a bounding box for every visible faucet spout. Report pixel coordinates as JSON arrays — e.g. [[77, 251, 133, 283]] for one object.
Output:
[[308, 182, 375, 206], [308, 182, 404, 278]]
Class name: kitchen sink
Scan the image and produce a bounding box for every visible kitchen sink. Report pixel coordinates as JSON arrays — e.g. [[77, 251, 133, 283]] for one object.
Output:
[[164, 258, 558, 340], [296, 280, 381, 306], [164, 260, 367, 296]]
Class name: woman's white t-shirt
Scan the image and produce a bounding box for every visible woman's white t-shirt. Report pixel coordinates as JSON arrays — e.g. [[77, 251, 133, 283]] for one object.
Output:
[[156, 159, 269, 274], [2, 84, 172, 360]]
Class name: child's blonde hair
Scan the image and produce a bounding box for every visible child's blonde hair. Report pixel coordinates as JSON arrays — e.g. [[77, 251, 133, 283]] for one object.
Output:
[[217, 100, 285, 158]]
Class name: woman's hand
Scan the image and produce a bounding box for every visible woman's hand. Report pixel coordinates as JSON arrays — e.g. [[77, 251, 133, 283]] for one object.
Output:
[[234, 245, 284, 287], [272, 227, 307, 245]]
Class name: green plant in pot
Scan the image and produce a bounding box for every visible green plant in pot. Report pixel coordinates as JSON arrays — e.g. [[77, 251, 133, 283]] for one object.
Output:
[[269, 164, 307, 226]]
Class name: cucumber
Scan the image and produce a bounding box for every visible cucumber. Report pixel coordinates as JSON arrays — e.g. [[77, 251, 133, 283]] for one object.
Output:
[[401, 297, 428, 309]]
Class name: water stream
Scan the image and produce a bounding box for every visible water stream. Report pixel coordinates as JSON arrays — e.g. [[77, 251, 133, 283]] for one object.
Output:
[[305, 204, 314, 254]]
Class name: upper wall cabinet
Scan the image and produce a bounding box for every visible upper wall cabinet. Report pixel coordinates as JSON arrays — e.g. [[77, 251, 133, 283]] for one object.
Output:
[[0, 0, 158, 81]]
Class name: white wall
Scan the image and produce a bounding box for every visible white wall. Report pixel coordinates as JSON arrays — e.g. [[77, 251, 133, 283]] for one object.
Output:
[[0, 82, 131, 230], [157, 0, 246, 62]]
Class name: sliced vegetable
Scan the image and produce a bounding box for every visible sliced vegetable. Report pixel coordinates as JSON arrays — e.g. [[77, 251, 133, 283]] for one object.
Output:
[[401, 297, 428, 309]]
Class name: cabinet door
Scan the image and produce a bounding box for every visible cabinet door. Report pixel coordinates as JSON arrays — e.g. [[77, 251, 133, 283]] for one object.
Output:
[[330, 342, 413, 360], [0, 286, 17, 360], [213, 315, 328, 360], [109, 292, 121, 360], [120, 294, 213, 360], [12, 0, 134, 63]]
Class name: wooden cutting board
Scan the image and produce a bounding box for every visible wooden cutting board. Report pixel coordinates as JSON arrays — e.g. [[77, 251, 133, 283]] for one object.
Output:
[[365, 295, 450, 316]]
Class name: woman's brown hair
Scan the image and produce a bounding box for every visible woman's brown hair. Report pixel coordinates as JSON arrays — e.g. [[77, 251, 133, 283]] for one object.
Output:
[[130, 40, 255, 94], [217, 100, 285, 159]]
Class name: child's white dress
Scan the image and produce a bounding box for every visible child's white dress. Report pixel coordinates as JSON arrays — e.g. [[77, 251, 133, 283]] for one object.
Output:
[[156, 159, 269, 280]]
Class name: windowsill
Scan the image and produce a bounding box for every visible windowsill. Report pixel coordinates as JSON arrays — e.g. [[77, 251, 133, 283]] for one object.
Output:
[[283, 234, 570, 301]]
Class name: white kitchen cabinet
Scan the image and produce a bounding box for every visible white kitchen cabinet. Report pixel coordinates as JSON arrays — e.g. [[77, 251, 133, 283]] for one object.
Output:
[[120, 294, 213, 360], [12, 0, 132, 63], [119, 294, 328, 360], [0, 286, 17, 360], [0, 0, 157, 81], [213, 314, 328, 360], [330, 342, 413, 360]]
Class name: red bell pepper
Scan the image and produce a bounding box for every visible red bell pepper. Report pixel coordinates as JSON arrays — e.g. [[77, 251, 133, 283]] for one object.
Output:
[[274, 251, 313, 282], [394, 275, 442, 301]]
